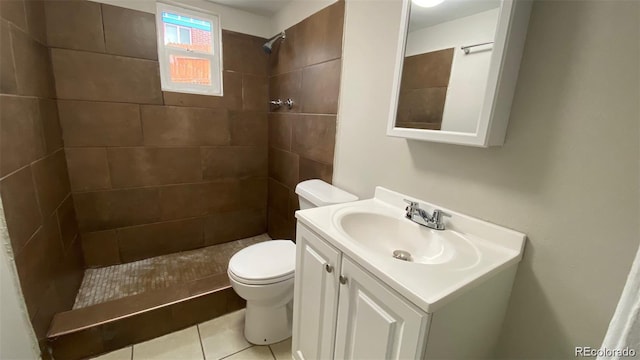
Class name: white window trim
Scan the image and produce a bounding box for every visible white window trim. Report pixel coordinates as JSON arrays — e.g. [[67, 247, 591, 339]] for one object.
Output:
[[156, 2, 223, 96]]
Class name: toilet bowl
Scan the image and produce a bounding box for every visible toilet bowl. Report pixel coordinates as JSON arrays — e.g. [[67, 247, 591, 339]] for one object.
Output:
[[228, 240, 296, 345], [228, 179, 358, 345]]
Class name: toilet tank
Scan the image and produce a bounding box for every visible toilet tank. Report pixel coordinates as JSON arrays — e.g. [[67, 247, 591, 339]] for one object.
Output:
[[295, 179, 358, 210]]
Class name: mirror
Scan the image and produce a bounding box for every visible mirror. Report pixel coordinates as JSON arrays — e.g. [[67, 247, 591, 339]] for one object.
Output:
[[387, 0, 532, 147]]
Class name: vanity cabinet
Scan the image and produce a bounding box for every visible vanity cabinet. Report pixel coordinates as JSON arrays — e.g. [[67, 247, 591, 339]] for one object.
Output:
[[293, 187, 525, 359], [292, 225, 430, 360], [292, 225, 342, 360], [334, 257, 429, 359]]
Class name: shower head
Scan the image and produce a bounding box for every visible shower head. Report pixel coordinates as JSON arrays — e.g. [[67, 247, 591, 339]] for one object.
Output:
[[262, 31, 286, 54]]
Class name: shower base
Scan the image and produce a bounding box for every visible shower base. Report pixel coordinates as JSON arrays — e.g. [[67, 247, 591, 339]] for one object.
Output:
[[47, 234, 269, 360]]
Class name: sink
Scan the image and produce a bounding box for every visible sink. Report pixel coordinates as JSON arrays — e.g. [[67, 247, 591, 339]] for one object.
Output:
[[295, 186, 526, 312], [336, 210, 480, 269]]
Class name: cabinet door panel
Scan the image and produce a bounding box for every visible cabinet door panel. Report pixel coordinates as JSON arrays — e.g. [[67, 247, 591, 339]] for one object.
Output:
[[292, 225, 342, 360], [335, 257, 429, 360]]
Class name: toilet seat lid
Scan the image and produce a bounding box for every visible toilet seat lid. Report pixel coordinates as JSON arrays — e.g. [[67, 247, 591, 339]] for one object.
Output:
[[228, 240, 296, 284]]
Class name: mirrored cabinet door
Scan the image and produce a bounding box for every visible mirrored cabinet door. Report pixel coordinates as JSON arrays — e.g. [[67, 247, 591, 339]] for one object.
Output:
[[387, 0, 533, 147]]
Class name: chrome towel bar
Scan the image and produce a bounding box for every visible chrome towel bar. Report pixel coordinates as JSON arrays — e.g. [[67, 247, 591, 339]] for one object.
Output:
[[461, 41, 494, 54]]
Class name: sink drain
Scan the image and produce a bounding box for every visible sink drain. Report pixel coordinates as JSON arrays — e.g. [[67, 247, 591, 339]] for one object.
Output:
[[392, 250, 412, 262]]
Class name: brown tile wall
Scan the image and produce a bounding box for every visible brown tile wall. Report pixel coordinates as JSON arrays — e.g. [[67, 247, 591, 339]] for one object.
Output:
[[0, 0, 84, 352], [45, 1, 269, 267], [267, 1, 344, 239], [396, 48, 454, 130]]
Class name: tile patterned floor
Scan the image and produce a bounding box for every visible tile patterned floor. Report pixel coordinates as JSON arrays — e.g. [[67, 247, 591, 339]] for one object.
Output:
[[90, 309, 292, 360], [75, 235, 270, 308]]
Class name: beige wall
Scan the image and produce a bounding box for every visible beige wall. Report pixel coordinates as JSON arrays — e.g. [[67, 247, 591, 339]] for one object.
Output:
[[0, 207, 39, 360], [334, 0, 639, 357], [271, 0, 337, 34]]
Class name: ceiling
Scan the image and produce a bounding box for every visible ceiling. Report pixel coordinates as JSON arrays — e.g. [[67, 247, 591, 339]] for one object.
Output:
[[409, 0, 500, 31], [205, 0, 292, 16]]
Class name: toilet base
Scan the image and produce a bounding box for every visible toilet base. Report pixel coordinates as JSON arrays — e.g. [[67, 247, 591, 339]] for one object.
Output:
[[244, 301, 293, 345]]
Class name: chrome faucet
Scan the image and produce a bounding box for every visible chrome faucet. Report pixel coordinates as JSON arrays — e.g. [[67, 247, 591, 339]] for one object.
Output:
[[404, 199, 450, 231]]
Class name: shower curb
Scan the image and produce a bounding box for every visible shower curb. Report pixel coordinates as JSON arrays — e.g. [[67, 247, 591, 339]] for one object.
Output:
[[46, 274, 244, 360]]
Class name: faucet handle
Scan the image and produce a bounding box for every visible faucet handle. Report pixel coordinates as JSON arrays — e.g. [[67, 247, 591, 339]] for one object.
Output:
[[433, 209, 451, 216], [270, 99, 283, 107], [431, 209, 451, 225], [403, 199, 418, 206], [403, 199, 418, 218]]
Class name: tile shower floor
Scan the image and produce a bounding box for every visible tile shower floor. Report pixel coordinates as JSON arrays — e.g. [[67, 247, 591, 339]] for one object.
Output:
[[90, 309, 292, 360], [74, 234, 270, 308]]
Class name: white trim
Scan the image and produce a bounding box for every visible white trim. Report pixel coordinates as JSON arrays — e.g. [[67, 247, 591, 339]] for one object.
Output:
[[386, 0, 532, 147], [156, 2, 224, 96]]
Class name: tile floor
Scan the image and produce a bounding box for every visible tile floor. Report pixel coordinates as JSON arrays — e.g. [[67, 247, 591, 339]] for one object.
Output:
[[91, 309, 291, 360], [75, 235, 269, 308]]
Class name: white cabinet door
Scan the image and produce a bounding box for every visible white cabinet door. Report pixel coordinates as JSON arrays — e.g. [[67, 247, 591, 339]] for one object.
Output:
[[292, 225, 342, 360], [334, 257, 430, 360]]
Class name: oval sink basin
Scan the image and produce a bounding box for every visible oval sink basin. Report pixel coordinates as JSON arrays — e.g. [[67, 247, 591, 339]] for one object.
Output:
[[336, 211, 480, 269]]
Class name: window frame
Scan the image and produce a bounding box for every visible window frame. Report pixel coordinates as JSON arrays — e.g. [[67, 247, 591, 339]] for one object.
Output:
[[164, 23, 192, 45], [156, 2, 223, 96]]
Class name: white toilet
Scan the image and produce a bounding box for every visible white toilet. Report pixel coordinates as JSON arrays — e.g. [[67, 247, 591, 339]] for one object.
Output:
[[227, 179, 358, 345]]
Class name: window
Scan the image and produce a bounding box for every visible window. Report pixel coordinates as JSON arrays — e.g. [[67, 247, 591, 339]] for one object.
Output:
[[164, 24, 191, 45], [156, 3, 222, 96]]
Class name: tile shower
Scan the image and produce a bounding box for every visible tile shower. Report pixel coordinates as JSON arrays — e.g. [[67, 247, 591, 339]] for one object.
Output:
[[267, 2, 344, 240], [0, 0, 345, 359]]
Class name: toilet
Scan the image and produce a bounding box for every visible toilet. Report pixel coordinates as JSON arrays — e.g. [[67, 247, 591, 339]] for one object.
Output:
[[228, 179, 358, 345]]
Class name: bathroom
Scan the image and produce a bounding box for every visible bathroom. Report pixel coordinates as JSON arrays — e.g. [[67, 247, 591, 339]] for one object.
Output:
[[0, 0, 638, 359]]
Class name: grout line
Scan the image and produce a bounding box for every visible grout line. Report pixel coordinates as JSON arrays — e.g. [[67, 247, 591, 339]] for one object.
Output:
[[102, 145, 114, 192], [54, 205, 65, 249], [137, 104, 145, 149], [268, 344, 277, 360], [70, 176, 269, 195], [13, 220, 42, 259], [98, 4, 107, 53], [0, 93, 45, 100], [65, 145, 262, 150], [86, 215, 205, 233], [115, 227, 124, 272], [196, 324, 207, 360], [267, 177, 292, 193], [130, 344, 134, 360], [50, 84, 269, 109], [15, 191, 76, 260], [240, 73, 245, 112], [56, 97, 159, 107], [29, 147, 66, 166], [49, 45, 159, 62], [17, 1, 28, 36], [267, 111, 339, 117], [218, 345, 254, 360], [0, 147, 65, 182], [64, 233, 81, 258], [0, 162, 31, 183]]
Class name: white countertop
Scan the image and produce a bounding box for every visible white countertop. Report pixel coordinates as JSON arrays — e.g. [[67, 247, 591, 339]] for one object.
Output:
[[295, 186, 526, 313]]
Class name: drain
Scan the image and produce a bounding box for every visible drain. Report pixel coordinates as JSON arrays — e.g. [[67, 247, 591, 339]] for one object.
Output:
[[392, 250, 412, 262]]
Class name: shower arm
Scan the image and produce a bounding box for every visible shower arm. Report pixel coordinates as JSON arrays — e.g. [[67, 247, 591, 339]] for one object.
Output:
[[262, 31, 286, 54]]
